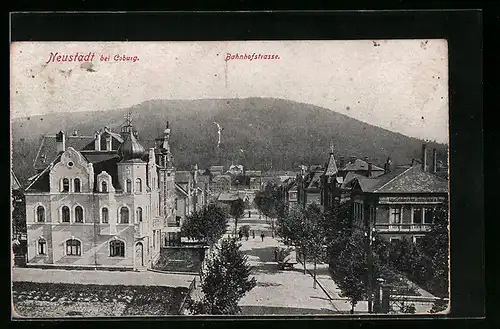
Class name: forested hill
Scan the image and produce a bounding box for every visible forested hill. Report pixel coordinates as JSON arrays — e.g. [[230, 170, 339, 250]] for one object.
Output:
[[11, 97, 447, 185]]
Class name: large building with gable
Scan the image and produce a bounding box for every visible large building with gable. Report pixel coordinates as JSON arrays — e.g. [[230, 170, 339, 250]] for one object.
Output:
[[23, 114, 181, 271]]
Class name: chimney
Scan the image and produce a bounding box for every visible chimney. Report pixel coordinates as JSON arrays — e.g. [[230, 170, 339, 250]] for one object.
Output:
[[421, 143, 428, 172], [106, 135, 112, 151], [350, 156, 356, 164], [367, 162, 372, 177], [384, 157, 392, 174], [339, 156, 345, 169], [432, 148, 437, 174], [56, 131, 65, 153], [73, 130, 78, 136], [94, 131, 101, 151]]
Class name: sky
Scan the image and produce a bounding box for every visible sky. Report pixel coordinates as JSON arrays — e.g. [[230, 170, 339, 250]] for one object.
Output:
[[10, 40, 449, 143]]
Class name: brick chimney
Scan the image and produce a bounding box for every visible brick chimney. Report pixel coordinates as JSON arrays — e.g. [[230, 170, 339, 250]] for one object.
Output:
[[421, 143, 428, 172], [339, 156, 345, 169], [106, 135, 112, 151], [432, 148, 438, 174], [56, 131, 65, 153], [94, 131, 101, 151]]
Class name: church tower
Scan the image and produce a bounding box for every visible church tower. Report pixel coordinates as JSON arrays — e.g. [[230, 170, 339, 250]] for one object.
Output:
[[321, 145, 340, 211]]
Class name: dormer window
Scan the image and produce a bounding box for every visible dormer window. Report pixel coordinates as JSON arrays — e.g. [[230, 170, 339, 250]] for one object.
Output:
[[101, 181, 108, 193], [74, 178, 81, 192], [62, 178, 69, 192]]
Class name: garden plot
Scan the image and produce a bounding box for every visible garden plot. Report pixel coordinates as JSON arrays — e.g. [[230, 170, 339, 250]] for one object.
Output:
[[12, 282, 188, 318]]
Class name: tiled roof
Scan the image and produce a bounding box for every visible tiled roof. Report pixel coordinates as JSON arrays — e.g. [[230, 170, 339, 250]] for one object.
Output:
[[218, 192, 239, 201], [212, 175, 231, 182], [11, 170, 21, 190], [353, 165, 448, 194], [84, 153, 121, 191], [340, 158, 384, 173], [34, 135, 95, 169], [324, 153, 338, 176], [306, 172, 323, 189], [175, 171, 192, 183]]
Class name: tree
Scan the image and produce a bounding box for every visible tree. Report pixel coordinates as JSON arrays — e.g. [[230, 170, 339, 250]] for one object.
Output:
[[230, 198, 245, 236], [187, 238, 256, 315], [335, 230, 368, 313], [181, 202, 229, 247], [303, 203, 326, 288], [320, 201, 353, 268], [12, 189, 26, 238]]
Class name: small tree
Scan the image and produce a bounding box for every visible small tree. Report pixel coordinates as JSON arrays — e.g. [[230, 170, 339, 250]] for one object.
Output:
[[230, 198, 245, 235], [303, 203, 325, 288], [187, 238, 256, 315], [181, 202, 229, 247], [336, 230, 368, 314], [12, 189, 26, 238]]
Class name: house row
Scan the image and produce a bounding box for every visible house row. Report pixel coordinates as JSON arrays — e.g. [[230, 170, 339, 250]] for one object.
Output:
[[282, 144, 449, 243]]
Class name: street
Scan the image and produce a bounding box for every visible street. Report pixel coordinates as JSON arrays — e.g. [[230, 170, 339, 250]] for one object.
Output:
[[228, 209, 338, 315]]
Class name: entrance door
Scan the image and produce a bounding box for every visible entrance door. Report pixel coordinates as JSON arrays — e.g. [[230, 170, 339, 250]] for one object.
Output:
[[135, 242, 144, 267]]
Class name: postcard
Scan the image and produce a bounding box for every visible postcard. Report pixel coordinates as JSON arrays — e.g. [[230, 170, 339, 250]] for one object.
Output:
[[11, 40, 449, 318]]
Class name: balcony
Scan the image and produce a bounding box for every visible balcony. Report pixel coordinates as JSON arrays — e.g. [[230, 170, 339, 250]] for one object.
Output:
[[135, 222, 147, 238], [375, 223, 432, 232]]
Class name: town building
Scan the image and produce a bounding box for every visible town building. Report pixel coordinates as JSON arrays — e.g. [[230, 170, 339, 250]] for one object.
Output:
[[211, 174, 232, 195], [345, 144, 448, 243], [226, 164, 244, 176], [23, 115, 180, 271], [209, 165, 224, 176]]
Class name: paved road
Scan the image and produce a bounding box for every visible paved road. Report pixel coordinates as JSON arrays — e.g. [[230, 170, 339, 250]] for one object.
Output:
[[228, 210, 338, 315]]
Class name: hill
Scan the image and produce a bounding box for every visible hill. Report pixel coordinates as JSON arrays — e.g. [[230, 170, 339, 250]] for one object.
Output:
[[11, 97, 447, 185]]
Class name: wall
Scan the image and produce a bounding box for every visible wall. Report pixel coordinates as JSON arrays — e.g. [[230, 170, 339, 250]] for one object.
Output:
[[153, 247, 206, 273]]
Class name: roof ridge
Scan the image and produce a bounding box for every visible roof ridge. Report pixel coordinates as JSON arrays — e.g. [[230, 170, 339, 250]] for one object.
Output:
[[26, 155, 60, 191], [373, 166, 414, 192], [33, 136, 46, 168]]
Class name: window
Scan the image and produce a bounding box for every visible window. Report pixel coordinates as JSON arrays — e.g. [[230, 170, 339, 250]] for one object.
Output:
[[136, 207, 143, 222], [120, 207, 129, 224], [176, 216, 181, 227], [62, 178, 69, 192], [424, 208, 434, 224], [126, 179, 132, 193], [75, 206, 84, 223], [66, 239, 81, 256], [390, 207, 402, 224], [62, 206, 70, 223], [109, 240, 125, 257], [36, 206, 45, 222], [412, 207, 423, 224], [413, 236, 424, 245], [101, 181, 108, 192], [136, 178, 142, 192], [38, 238, 46, 255], [74, 178, 81, 192], [389, 237, 401, 243], [101, 207, 109, 223]]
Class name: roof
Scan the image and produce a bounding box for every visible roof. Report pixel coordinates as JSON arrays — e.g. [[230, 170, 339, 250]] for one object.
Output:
[[212, 175, 231, 182], [352, 165, 448, 194], [245, 170, 262, 177], [217, 192, 239, 202], [175, 183, 189, 197], [175, 171, 192, 183], [34, 135, 95, 169], [324, 153, 338, 176], [340, 158, 384, 173], [11, 170, 21, 190], [210, 165, 224, 171], [306, 171, 323, 189], [197, 175, 210, 183]]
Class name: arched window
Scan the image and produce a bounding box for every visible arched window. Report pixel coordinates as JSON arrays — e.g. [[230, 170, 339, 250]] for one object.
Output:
[[66, 239, 81, 256], [36, 206, 45, 222], [62, 178, 69, 192], [126, 179, 132, 193], [136, 207, 143, 222], [62, 206, 70, 223], [75, 206, 84, 223], [110, 240, 125, 257], [38, 238, 46, 255], [74, 178, 81, 192], [120, 207, 129, 224], [101, 207, 109, 223], [101, 181, 108, 192], [136, 178, 142, 193]]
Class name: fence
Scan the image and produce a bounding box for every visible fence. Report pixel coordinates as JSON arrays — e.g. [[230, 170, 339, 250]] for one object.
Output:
[[178, 277, 197, 315]]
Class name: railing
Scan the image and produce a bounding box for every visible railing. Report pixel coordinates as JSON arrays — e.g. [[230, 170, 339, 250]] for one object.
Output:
[[375, 224, 432, 232]]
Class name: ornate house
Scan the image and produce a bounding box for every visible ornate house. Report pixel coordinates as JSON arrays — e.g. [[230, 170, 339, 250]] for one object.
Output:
[[23, 115, 179, 271]]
